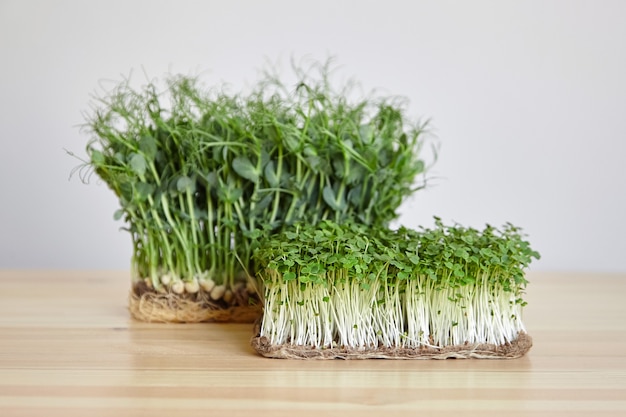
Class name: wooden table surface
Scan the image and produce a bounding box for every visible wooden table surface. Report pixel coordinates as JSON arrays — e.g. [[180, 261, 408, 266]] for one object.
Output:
[[0, 270, 625, 416]]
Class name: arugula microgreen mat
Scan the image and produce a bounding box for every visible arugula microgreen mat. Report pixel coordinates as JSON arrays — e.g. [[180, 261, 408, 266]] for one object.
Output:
[[75, 60, 430, 322], [251, 219, 539, 359]]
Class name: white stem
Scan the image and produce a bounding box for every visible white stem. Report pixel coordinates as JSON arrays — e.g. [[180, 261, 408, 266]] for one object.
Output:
[[260, 270, 527, 349]]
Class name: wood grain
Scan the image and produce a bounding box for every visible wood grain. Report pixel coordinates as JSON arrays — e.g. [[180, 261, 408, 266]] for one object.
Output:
[[1, 270, 625, 416]]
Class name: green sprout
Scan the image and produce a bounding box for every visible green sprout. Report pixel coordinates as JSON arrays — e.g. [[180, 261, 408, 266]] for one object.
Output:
[[253, 219, 540, 351], [74, 59, 432, 315]]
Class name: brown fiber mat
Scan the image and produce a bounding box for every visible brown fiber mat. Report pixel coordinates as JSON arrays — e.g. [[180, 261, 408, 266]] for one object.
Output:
[[251, 332, 532, 360]]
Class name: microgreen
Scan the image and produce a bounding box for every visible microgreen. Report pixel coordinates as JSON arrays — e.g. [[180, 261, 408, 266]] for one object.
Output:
[[253, 219, 539, 349], [75, 59, 432, 300]]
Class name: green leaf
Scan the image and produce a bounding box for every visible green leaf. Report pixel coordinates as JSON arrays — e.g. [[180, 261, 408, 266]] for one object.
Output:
[[283, 134, 301, 153], [129, 153, 147, 177], [176, 176, 196, 193], [113, 209, 124, 221], [139, 135, 157, 161], [232, 156, 259, 182], [252, 193, 274, 214], [285, 231, 298, 240], [217, 186, 243, 203], [332, 158, 345, 177], [413, 159, 425, 174], [118, 181, 133, 201], [90, 149, 105, 165], [135, 182, 155, 201], [263, 160, 279, 187], [305, 155, 323, 171], [346, 164, 366, 185], [322, 185, 346, 211], [455, 248, 469, 260], [204, 171, 219, 187], [283, 271, 296, 281]]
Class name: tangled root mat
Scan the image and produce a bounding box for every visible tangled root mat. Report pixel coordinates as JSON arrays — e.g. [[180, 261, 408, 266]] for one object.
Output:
[[128, 283, 261, 323]]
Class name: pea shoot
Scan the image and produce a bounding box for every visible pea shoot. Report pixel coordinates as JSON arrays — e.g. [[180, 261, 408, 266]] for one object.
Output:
[[76, 59, 431, 322]]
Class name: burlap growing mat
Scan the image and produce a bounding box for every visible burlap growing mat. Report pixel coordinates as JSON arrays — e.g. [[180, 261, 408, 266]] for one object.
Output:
[[251, 332, 532, 360]]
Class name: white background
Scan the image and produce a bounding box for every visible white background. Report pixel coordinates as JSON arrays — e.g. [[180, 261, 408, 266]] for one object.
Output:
[[1, 0, 624, 272]]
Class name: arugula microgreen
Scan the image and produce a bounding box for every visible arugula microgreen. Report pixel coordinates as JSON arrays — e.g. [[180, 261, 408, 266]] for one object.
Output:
[[254, 219, 540, 348]]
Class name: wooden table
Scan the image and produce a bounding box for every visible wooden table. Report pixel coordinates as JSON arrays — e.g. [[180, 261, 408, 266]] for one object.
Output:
[[0, 270, 625, 416]]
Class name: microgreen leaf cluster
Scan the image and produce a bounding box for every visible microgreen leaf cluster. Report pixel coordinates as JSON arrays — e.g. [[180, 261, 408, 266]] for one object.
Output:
[[254, 219, 540, 348], [78, 61, 430, 293]]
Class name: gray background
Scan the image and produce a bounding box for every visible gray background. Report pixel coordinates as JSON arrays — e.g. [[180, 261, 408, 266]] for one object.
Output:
[[1, 0, 624, 272]]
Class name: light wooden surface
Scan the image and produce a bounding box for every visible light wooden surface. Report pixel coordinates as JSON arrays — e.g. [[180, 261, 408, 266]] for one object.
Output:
[[0, 270, 625, 416]]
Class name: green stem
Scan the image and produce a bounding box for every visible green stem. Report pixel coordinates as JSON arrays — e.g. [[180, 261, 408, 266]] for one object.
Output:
[[206, 192, 217, 273], [185, 189, 201, 272], [285, 168, 311, 223], [335, 181, 347, 223], [161, 195, 193, 277], [136, 205, 161, 287], [269, 144, 283, 226]]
